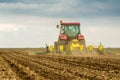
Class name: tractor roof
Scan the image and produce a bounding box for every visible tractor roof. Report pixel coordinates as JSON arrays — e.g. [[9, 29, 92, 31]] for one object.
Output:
[[61, 22, 80, 25]]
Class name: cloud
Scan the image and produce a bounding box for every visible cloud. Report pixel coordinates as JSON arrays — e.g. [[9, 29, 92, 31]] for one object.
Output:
[[0, 0, 119, 18], [0, 0, 59, 4], [0, 23, 26, 32]]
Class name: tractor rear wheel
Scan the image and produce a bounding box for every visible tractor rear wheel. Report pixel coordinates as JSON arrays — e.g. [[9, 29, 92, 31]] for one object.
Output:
[[54, 42, 58, 53]]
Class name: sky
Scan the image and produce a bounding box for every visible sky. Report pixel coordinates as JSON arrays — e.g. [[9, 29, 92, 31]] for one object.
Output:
[[0, 0, 120, 48]]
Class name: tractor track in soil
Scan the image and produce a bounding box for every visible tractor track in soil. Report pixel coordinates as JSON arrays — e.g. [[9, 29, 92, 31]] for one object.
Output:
[[0, 49, 120, 80]]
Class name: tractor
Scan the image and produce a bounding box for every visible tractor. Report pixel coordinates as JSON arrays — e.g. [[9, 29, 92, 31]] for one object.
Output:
[[54, 20, 86, 54]]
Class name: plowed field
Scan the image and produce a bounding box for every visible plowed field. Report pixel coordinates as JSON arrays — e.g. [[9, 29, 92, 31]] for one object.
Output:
[[0, 48, 120, 80]]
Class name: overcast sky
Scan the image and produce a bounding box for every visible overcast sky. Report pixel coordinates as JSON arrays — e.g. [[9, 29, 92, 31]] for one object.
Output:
[[0, 0, 120, 48]]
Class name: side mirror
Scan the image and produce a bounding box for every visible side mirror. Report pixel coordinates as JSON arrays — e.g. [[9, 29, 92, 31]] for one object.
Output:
[[56, 25, 59, 29]]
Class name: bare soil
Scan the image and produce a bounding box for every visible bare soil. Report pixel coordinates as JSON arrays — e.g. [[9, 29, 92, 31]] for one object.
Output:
[[0, 48, 120, 80]]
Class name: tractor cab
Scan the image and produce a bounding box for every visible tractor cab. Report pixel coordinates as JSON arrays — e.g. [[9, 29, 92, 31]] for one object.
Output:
[[58, 21, 84, 41], [60, 23, 80, 37]]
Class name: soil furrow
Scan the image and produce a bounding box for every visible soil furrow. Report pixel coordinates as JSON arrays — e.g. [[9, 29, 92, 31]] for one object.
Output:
[[0, 49, 120, 80], [10, 52, 120, 80], [1, 53, 44, 80], [5, 52, 78, 80]]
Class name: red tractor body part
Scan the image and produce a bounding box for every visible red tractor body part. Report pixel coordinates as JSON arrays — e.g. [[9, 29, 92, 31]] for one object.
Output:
[[59, 34, 67, 40], [61, 22, 80, 25], [78, 34, 85, 40]]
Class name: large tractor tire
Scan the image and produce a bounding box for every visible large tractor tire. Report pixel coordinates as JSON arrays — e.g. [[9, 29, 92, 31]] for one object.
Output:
[[65, 44, 72, 55], [54, 42, 58, 53]]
